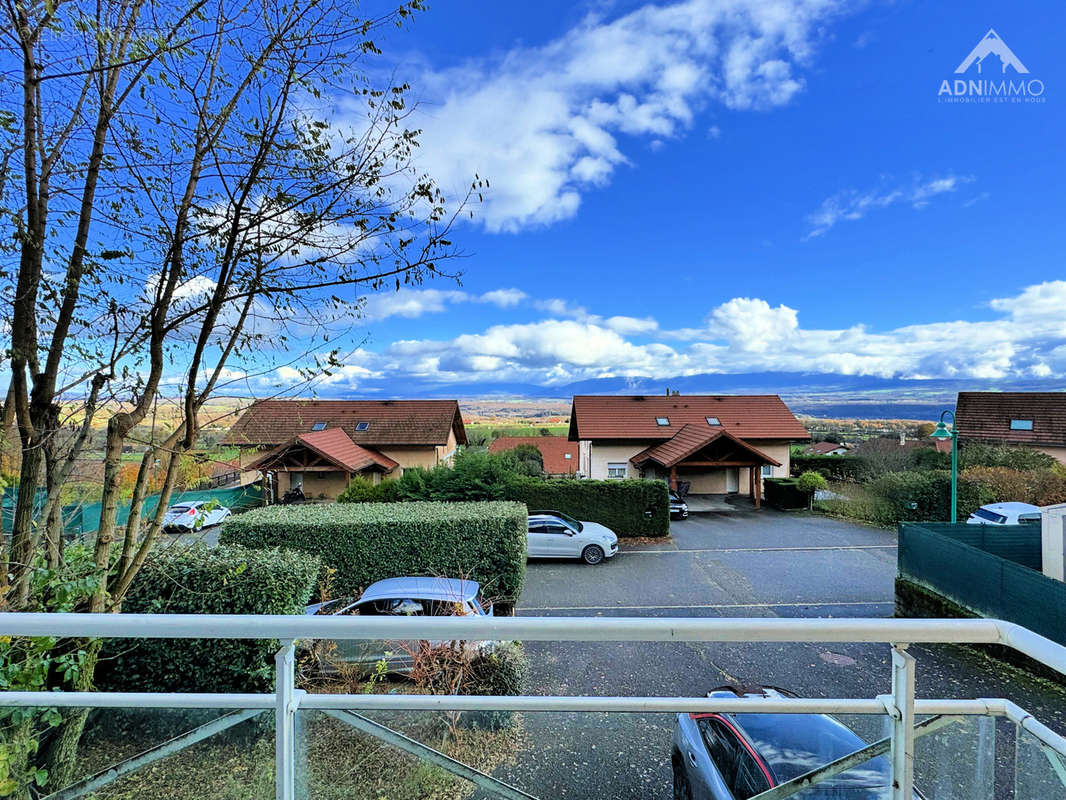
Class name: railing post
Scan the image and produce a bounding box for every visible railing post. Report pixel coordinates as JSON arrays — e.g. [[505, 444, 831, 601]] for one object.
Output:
[[889, 645, 916, 800], [276, 641, 297, 800]]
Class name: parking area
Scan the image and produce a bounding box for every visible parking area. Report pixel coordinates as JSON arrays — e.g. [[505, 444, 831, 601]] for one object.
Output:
[[486, 505, 1066, 799]]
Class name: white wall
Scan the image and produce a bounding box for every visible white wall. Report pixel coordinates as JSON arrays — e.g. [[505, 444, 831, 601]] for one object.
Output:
[[587, 443, 646, 480], [1042, 503, 1066, 582]]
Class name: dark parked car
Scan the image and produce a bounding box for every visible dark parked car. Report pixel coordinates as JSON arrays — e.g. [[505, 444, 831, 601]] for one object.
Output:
[[673, 687, 919, 799], [670, 491, 689, 519]]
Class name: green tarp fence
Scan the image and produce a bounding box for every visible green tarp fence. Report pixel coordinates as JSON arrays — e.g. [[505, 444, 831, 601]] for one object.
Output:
[[2, 483, 263, 537], [898, 521, 1065, 647]]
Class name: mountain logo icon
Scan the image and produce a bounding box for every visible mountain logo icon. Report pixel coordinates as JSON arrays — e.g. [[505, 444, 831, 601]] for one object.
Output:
[[955, 29, 1029, 74]]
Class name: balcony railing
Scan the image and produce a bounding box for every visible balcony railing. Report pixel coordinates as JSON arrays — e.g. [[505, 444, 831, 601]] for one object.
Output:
[[0, 613, 1064, 799]]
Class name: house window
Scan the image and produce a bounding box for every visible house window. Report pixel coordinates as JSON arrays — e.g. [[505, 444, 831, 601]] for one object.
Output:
[[1010, 419, 1034, 431], [311, 422, 327, 431], [607, 462, 627, 479], [706, 416, 721, 426], [655, 417, 670, 426], [761, 465, 774, 478], [355, 421, 370, 431], [564, 453, 572, 459]]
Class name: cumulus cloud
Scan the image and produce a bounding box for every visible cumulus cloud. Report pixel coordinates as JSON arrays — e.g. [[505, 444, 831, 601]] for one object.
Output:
[[805, 174, 974, 238], [399, 0, 843, 232], [359, 287, 529, 320], [308, 281, 1066, 388]]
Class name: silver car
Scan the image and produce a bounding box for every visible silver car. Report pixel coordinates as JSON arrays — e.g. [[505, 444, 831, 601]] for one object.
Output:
[[161, 501, 232, 532], [304, 576, 495, 675], [527, 510, 619, 565]]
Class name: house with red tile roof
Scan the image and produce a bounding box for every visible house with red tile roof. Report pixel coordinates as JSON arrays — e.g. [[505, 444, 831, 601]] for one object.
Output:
[[955, 392, 1066, 464], [806, 441, 851, 456], [488, 436, 579, 476], [223, 399, 466, 501], [568, 395, 809, 507]]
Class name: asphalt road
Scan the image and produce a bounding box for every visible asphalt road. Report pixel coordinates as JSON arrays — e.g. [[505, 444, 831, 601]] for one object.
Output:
[[478, 504, 1066, 800]]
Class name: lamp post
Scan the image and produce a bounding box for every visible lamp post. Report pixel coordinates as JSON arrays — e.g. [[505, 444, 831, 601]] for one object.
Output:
[[930, 410, 958, 523]]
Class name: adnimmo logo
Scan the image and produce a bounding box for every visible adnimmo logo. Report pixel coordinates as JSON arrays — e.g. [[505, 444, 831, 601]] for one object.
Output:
[[938, 29, 1045, 103]]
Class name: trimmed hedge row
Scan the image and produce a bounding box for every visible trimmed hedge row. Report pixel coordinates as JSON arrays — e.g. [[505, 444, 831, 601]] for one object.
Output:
[[790, 454, 869, 482], [98, 544, 319, 693], [220, 501, 527, 605], [763, 478, 810, 510], [502, 476, 669, 537]]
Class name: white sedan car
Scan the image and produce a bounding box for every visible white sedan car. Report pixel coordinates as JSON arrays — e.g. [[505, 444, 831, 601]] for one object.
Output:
[[967, 501, 1042, 526], [526, 510, 618, 565], [162, 501, 232, 532]]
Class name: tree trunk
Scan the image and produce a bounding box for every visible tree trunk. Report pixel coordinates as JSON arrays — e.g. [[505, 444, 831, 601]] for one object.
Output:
[[39, 642, 100, 793]]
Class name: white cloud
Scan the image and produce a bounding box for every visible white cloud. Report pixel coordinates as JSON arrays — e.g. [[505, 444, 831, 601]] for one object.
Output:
[[400, 0, 843, 232], [805, 174, 974, 238], [359, 286, 529, 320], [314, 281, 1066, 387]]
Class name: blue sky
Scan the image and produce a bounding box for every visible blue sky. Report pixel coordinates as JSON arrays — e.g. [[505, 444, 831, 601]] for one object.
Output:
[[278, 0, 1066, 396]]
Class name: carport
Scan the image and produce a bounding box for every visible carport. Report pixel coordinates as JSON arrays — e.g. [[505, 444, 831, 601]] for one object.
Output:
[[630, 425, 781, 508]]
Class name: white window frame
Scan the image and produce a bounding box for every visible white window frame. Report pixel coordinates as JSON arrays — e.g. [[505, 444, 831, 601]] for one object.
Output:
[[606, 462, 628, 479], [761, 465, 774, 478]]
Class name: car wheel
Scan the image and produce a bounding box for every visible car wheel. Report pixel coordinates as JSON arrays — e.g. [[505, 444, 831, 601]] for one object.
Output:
[[672, 754, 693, 800], [581, 544, 605, 565]]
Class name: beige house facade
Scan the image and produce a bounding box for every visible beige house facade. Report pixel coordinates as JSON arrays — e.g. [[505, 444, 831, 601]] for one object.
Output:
[[223, 399, 466, 502], [569, 395, 809, 506]]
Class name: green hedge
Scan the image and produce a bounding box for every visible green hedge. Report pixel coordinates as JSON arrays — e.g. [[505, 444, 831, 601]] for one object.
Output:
[[97, 544, 319, 693], [502, 476, 669, 537], [220, 501, 527, 605], [790, 455, 869, 482], [763, 478, 809, 510]]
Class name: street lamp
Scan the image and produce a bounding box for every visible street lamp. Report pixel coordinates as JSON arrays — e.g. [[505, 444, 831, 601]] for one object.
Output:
[[929, 410, 958, 523]]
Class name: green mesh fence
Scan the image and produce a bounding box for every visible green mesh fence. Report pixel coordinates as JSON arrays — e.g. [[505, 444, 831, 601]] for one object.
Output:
[[898, 522, 1066, 646], [3, 483, 263, 536]]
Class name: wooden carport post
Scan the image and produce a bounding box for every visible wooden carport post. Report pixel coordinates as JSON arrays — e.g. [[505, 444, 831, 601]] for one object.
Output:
[[754, 469, 762, 509], [669, 466, 678, 491]]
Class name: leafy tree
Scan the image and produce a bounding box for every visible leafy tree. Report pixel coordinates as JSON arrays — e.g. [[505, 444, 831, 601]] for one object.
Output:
[[0, 0, 477, 791], [795, 471, 828, 510]]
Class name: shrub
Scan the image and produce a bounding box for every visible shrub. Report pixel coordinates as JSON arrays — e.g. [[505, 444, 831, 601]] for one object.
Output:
[[336, 477, 400, 503], [790, 455, 869, 482], [864, 470, 993, 526], [409, 641, 526, 731], [220, 501, 527, 605], [959, 443, 1059, 472], [795, 471, 829, 494], [97, 544, 319, 693], [763, 478, 809, 511], [961, 466, 1066, 507]]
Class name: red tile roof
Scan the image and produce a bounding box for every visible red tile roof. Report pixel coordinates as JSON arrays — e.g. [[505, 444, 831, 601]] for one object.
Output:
[[568, 395, 809, 442], [630, 425, 781, 468], [810, 441, 848, 455], [956, 392, 1066, 448], [222, 399, 466, 447], [488, 436, 579, 475], [247, 428, 399, 474]]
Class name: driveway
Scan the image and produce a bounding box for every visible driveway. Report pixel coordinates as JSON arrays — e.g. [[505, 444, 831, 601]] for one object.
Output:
[[479, 506, 1066, 800]]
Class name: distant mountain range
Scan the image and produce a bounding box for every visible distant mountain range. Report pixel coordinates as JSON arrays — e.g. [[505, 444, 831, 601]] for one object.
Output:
[[313, 372, 1066, 421]]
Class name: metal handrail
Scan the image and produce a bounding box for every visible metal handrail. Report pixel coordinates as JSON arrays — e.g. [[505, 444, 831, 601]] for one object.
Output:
[[2, 613, 1065, 800]]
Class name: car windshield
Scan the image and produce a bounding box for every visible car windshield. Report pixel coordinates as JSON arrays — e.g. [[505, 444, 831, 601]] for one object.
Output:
[[973, 508, 1007, 524], [534, 511, 582, 532], [734, 714, 892, 789], [167, 505, 193, 513]]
